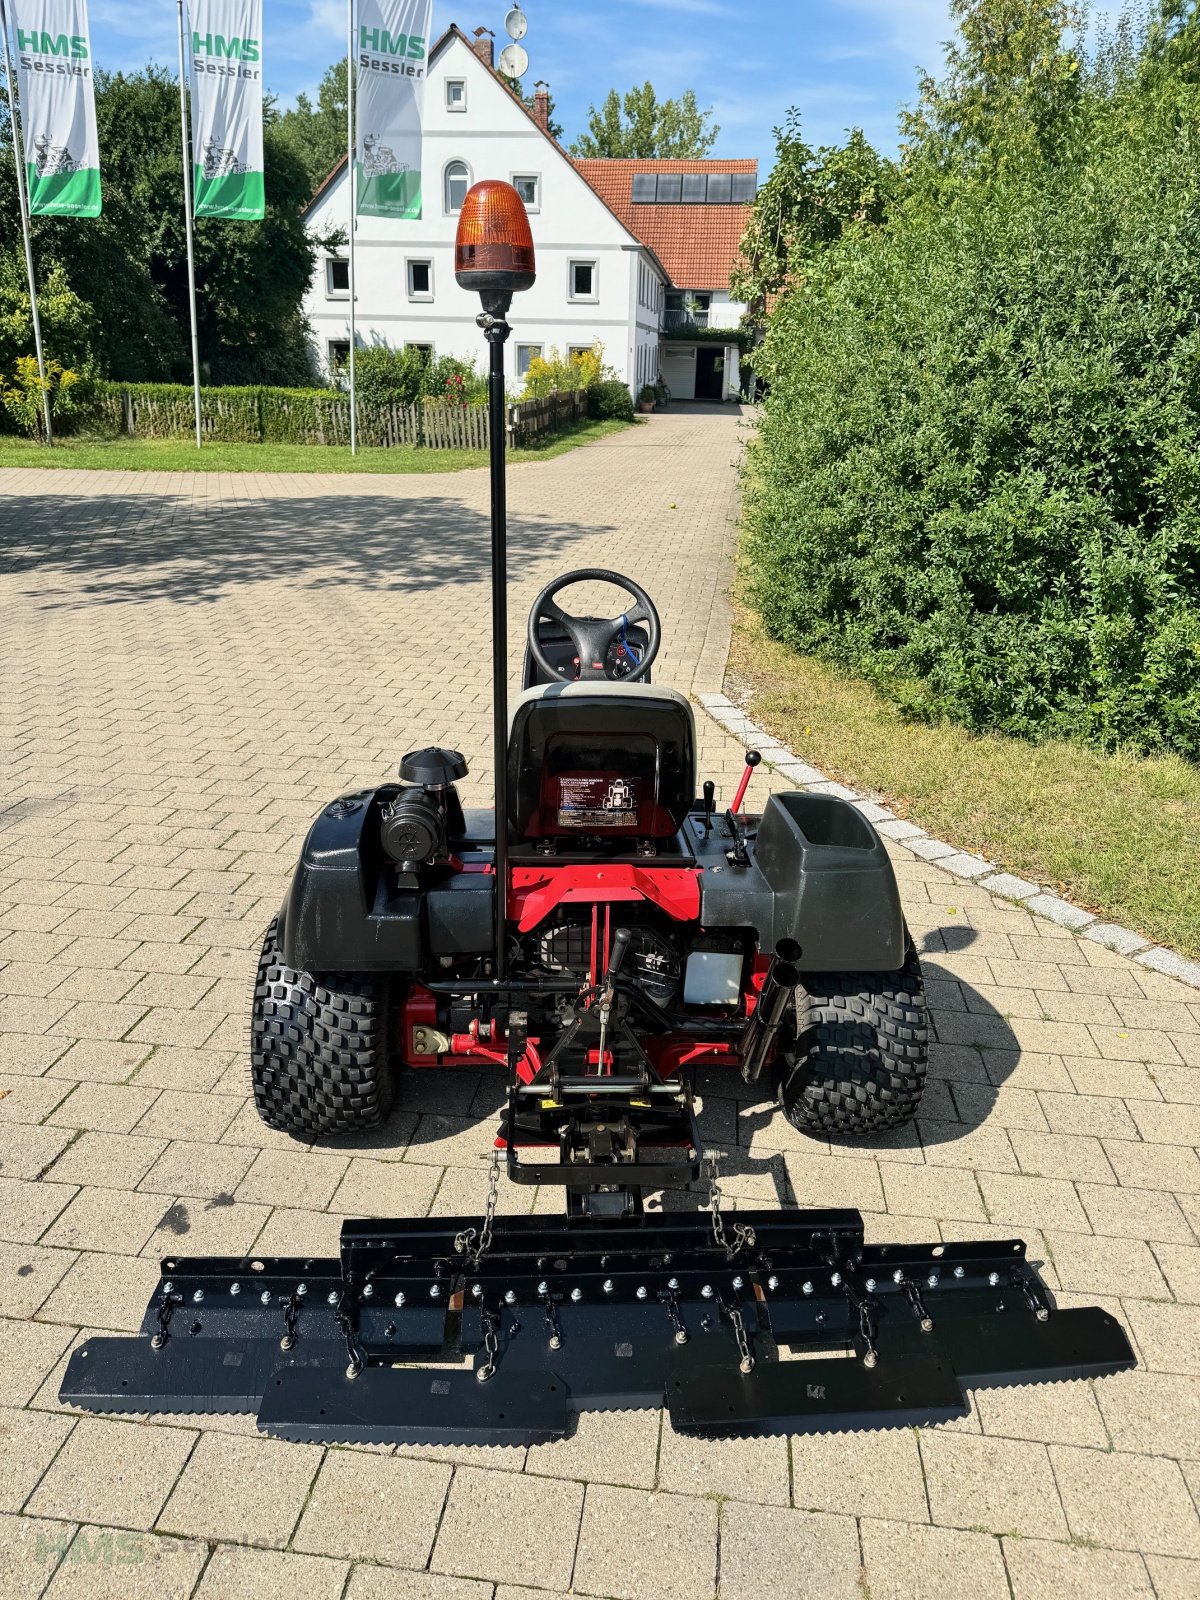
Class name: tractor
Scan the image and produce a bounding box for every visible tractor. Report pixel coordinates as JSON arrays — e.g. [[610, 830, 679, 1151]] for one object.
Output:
[[60, 180, 1133, 1443]]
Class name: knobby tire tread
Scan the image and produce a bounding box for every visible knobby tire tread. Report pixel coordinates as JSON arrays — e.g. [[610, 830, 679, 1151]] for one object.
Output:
[[779, 944, 928, 1138], [250, 917, 392, 1137]]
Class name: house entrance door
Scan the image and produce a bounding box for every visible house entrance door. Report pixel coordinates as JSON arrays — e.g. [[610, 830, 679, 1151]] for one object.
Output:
[[696, 347, 724, 400]]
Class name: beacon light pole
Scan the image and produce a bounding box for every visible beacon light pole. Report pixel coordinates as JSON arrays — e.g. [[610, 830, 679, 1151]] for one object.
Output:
[[453, 180, 536, 983]]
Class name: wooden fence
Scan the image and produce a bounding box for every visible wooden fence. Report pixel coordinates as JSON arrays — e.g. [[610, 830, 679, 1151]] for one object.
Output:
[[91, 385, 594, 451], [507, 388, 589, 447]]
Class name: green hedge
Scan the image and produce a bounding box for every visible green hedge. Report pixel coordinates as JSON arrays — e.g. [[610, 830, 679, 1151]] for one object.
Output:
[[586, 379, 635, 422], [745, 97, 1200, 760], [86, 381, 353, 443], [83, 380, 493, 448]]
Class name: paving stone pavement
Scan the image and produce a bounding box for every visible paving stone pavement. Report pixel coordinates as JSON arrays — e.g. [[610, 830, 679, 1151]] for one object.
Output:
[[2, 407, 1199, 1600]]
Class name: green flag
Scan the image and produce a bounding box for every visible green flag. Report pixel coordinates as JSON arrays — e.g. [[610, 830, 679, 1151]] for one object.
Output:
[[10, 0, 101, 217], [189, 0, 264, 220], [356, 0, 431, 219]]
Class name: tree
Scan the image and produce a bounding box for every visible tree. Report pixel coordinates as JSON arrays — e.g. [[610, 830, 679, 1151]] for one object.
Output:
[[275, 60, 348, 195], [0, 68, 322, 384], [569, 84, 719, 158], [901, 0, 1084, 170], [0, 257, 96, 373], [731, 111, 894, 318]]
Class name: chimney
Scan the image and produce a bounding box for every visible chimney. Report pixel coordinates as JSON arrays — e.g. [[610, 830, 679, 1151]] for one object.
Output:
[[532, 80, 551, 134], [471, 27, 494, 68]]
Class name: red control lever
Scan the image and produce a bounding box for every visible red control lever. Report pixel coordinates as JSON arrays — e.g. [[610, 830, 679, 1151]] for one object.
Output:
[[730, 750, 761, 815]]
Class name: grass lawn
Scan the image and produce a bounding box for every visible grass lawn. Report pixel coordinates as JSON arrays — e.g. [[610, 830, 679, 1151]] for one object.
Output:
[[730, 608, 1200, 958], [0, 417, 634, 474]]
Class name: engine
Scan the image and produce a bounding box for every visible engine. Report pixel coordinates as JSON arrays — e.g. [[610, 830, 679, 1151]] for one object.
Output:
[[534, 914, 682, 1009]]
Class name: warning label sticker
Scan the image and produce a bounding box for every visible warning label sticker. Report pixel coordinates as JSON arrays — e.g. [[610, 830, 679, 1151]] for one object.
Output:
[[558, 775, 638, 829]]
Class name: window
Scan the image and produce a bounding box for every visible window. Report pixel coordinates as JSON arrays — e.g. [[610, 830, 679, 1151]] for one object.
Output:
[[568, 345, 593, 361], [568, 260, 597, 302], [407, 259, 433, 300], [444, 160, 470, 213], [325, 257, 349, 297], [516, 343, 543, 376], [445, 77, 466, 111], [327, 339, 350, 370], [512, 173, 540, 210], [406, 343, 433, 360]]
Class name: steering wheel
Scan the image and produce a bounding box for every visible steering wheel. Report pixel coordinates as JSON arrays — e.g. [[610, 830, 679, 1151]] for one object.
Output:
[[527, 569, 661, 683]]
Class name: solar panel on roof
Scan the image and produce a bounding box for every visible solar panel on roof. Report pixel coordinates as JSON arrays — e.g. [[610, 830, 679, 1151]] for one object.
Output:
[[655, 174, 682, 202], [730, 173, 756, 203], [706, 173, 732, 204], [681, 173, 707, 203], [631, 174, 656, 202]]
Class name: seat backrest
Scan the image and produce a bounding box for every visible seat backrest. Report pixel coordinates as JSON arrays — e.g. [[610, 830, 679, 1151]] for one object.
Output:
[[507, 683, 695, 841]]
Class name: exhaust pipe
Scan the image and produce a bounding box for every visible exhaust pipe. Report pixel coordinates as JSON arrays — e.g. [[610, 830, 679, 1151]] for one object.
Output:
[[739, 952, 801, 1084]]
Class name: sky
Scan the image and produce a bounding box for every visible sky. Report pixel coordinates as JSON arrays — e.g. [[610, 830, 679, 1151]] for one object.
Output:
[[75, 0, 961, 173]]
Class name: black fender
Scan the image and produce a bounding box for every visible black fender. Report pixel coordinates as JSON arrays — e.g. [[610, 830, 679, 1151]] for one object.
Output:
[[755, 791, 906, 969], [696, 792, 906, 971], [277, 787, 495, 975]]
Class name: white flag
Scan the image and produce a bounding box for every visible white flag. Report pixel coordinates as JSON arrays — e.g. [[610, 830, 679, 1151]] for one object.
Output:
[[356, 0, 432, 219], [9, 0, 101, 217], [189, 0, 264, 220]]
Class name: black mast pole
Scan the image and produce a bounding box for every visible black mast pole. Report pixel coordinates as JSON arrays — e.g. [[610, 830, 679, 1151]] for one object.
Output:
[[483, 313, 511, 982]]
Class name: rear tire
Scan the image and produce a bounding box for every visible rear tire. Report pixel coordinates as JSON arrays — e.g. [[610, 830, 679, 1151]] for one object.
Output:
[[250, 917, 393, 1138], [776, 944, 928, 1139]]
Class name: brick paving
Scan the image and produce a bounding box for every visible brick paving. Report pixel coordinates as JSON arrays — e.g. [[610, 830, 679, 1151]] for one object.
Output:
[[1, 407, 1199, 1599]]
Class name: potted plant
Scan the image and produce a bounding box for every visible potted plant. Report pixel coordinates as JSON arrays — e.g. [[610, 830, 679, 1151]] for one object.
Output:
[[637, 384, 657, 414]]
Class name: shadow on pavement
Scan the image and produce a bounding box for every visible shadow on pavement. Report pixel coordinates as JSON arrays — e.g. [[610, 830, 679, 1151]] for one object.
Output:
[[0, 492, 611, 609]]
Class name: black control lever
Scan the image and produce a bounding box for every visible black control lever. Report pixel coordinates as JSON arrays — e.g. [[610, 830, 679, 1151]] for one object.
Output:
[[724, 810, 751, 868], [601, 926, 633, 1004], [702, 780, 715, 836]]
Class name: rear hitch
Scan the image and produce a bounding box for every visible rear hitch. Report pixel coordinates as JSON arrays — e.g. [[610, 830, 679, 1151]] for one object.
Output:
[[58, 1209, 1134, 1446]]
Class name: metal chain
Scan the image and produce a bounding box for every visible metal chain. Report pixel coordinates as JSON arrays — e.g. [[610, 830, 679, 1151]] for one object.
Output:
[[476, 1307, 500, 1384], [1013, 1266, 1051, 1323], [454, 1150, 500, 1268], [719, 1295, 755, 1374], [150, 1290, 182, 1351], [333, 1285, 366, 1380], [279, 1290, 301, 1352], [705, 1153, 756, 1259]]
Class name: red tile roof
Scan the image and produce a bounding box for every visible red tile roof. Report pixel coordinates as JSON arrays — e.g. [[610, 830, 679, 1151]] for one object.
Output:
[[571, 159, 756, 291]]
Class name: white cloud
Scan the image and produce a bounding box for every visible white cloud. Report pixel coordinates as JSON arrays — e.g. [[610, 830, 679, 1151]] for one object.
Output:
[[306, 0, 346, 40], [840, 0, 953, 71]]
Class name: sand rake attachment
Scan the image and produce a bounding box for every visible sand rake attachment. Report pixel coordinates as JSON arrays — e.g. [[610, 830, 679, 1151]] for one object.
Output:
[[59, 1208, 1134, 1444]]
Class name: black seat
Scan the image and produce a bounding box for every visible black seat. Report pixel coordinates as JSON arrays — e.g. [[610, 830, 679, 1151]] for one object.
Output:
[[507, 684, 695, 843]]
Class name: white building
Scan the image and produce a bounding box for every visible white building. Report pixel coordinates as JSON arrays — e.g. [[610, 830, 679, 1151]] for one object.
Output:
[[302, 24, 755, 399]]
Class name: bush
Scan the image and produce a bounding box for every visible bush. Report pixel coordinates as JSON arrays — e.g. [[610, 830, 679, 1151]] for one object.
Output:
[[350, 346, 487, 408], [745, 42, 1200, 761], [521, 342, 604, 400], [0, 356, 84, 438], [587, 378, 634, 421]]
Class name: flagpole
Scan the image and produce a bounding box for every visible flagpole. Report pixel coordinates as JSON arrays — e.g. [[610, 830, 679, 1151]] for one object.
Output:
[[1, 0, 53, 443], [176, 0, 203, 448], [346, 0, 357, 456]]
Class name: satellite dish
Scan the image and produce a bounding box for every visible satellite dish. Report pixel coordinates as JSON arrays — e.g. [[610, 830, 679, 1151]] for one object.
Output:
[[505, 6, 528, 41], [498, 41, 529, 78]]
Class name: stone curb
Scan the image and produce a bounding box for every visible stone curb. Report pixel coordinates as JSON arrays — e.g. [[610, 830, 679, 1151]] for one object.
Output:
[[697, 692, 1200, 993]]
